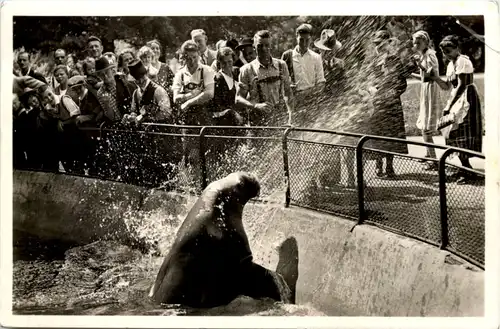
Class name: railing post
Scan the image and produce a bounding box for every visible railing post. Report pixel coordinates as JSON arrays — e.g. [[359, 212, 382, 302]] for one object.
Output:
[[97, 122, 108, 178], [356, 136, 369, 225], [438, 148, 452, 250], [282, 127, 292, 207], [199, 126, 208, 191], [99, 121, 106, 140]]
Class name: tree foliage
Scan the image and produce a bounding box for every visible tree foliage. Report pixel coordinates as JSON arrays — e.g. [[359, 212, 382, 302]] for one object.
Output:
[[13, 15, 485, 74]]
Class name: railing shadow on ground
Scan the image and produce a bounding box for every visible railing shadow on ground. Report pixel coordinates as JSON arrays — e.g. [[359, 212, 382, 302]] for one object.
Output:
[[14, 123, 485, 269]]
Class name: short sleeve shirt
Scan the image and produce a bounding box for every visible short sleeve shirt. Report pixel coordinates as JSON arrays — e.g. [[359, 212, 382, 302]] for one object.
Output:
[[172, 64, 215, 95], [446, 54, 474, 82], [238, 57, 291, 107], [291, 47, 325, 91], [418, 49, 439, 79]]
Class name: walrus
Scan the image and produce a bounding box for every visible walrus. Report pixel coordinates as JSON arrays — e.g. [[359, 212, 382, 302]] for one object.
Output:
[[149, 171, 293, 308]]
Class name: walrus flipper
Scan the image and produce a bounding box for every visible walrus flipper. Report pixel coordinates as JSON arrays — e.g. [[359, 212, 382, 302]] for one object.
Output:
[[238, 262, 289, 303]]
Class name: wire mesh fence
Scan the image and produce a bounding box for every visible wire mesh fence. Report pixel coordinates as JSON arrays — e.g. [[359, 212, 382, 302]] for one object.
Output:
[[202, 127, 287, 201], [442, 160, 485, 265], [361, 148, 442, 246], [287, 139, 359, 219]]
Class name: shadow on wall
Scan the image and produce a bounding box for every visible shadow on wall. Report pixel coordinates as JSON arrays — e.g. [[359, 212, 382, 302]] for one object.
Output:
[[276, 237, 299, 304]]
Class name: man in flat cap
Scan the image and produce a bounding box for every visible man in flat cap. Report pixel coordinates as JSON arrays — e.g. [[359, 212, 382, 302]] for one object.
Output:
[[281, 23, 325, 126], [191, 29, 217, 66], [63, 75, 101, 174], [66, 75, 101, 127]]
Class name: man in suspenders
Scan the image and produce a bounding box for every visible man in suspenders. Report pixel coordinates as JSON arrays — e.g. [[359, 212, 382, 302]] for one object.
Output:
[[172, 40, 215, 171], [172, 40, 215, 126], [236, 30, 294, 128]]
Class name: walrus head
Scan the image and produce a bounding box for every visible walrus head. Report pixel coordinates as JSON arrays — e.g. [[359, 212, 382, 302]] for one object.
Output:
[[225, 171, 261, 203]]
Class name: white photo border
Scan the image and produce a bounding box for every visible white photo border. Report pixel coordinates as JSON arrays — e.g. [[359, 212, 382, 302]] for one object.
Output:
[[1, 0, 499, 328]]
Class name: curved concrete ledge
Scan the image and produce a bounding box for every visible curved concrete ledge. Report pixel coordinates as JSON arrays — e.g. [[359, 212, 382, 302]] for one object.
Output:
[[13, 170, 484, 316]]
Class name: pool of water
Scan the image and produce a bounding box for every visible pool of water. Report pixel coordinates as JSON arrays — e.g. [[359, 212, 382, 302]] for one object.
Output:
[[12, 233, 325, 316]]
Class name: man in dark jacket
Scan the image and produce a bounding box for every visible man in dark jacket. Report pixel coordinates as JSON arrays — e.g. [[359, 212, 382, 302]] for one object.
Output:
[[66, 75, 101, 127], [234, 37, 256, 68], [66, 75, 102, 175], [93, 56, 137, 181], [128, 59, 172, 124], [127, 60, 178, 187], [94, 56, 136, 125]]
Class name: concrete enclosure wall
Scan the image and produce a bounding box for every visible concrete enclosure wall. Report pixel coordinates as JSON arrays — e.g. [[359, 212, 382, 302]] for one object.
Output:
[[13, 170, 484, 317]]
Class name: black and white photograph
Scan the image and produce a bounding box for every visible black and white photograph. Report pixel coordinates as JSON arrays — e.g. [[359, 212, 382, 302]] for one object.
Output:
[[1, 0, 499, 328]]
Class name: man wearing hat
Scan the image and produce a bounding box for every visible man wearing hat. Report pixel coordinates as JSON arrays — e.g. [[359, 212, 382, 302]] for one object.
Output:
[[57, 75, 99, 174], [66, 75, 101, 127], [234, 36, 256, 68], [281, 23, 325, 126], [128, 59, 172, 124], [92, 56, 137, 181], [88, 36, 104, 60], [314, 29, 346, 95], [191, 29, 217, 66], [312, 28, 346, 187], [127, 59, 177, 186], [94, 56, 136, 125]]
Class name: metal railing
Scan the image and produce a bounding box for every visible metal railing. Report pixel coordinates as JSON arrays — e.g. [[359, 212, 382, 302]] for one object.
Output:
[[14, 123, 485, 269]]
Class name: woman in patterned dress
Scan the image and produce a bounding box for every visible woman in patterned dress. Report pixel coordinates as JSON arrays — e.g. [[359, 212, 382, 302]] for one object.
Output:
[[411, 30, 441, 170], [146, 40, 175, 102], [430, 35, 483, 184]]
